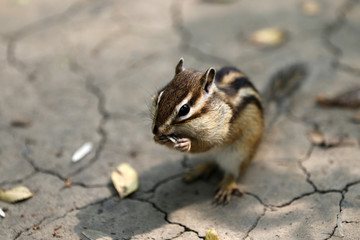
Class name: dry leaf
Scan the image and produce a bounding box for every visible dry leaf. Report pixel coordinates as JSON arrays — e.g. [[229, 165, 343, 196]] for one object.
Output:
[[307, 130, 358, 148], [206, 228, 220, 240], [0, 186, 33, 203], [72, 142, 93, 162], [0, 208, 5, 218], [251, 28, 287, 48], [307, 130, 324, 145], [111, 163, 139, 199], [10, 119, 31, 128], [82, 229, 113, 240], [302, 1, 320, 15], [337, 138, 358, 147], [351, 112, 360, 123], [317, 88, 360, 108]]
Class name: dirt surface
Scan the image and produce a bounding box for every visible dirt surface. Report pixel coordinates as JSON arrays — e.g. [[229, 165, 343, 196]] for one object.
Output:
[[0, 0, 359, 239]]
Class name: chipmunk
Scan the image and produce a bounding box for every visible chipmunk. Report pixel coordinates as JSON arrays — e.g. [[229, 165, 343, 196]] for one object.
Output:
[[150, 58, 264, 204]]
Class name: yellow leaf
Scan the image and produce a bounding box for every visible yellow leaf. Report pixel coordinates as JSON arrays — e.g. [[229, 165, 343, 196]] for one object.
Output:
[[205, 228, 220, 240], [111, 163, 139, 199], [0, 186, 33, 203], [302, 1, 320, 15], [251, 28, 287, 48]]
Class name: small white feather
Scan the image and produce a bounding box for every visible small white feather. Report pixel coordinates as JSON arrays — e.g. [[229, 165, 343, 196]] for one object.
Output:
[[72, 142, 93, 162], [0, 208, 5, 218]]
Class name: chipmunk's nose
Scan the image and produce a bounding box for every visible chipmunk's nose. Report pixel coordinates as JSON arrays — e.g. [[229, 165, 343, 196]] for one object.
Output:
[[152, 125, 159, 135]]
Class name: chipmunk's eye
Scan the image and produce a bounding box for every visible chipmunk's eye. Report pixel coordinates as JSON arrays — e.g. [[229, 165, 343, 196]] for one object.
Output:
[[178, 104, 190, 117]]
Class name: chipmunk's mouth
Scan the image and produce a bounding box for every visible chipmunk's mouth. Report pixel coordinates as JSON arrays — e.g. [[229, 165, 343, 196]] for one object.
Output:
[[166, 134, 178, 143], [156, 134, 178, 143]]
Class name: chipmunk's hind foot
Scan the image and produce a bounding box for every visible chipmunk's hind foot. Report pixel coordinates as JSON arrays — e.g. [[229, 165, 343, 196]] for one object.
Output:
[[214, 174, 242, 205]]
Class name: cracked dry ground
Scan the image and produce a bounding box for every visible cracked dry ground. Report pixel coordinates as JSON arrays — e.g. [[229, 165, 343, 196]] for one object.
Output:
[[0, 0, 360, 239]]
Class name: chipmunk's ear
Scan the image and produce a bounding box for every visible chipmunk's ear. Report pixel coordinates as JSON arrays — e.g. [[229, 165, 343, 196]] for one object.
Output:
[[175, 58, 185, 75], [201, 67, 216, 93]]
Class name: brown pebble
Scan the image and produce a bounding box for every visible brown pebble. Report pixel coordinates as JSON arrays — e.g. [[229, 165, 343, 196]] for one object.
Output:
[[65, 178, 72, 187], [54, 225, 62, 231], [10, 119, 31, 128]]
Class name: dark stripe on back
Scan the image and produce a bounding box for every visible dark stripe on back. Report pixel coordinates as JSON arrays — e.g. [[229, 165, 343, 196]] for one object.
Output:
[[231, 77, 257, 93], [218, 77, 258, 96], [231, 95, 263, 122], [215, 66, 242, 82]]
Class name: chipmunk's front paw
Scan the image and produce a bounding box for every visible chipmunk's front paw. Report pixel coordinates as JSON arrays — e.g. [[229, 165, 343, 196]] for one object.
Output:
[[174, 138, 191, 152]]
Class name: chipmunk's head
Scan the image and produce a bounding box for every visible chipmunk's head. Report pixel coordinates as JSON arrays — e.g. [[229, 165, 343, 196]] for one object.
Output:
[[150, 58, 217, 138]]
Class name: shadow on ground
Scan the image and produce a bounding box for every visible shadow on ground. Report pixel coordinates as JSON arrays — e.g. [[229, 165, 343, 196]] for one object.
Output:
[[72, 141, 355, 239]]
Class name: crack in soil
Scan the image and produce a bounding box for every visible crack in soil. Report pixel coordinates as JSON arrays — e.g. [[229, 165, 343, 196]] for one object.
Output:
[[2, 0, 113, 189], [324, 179, 360, 239], [4, 0, 360, 238], [12, 195, 115, 240], [343, 220, 360, 224], [6, 0, 95, 79], [131, 198, 205, 240], [322, 0, 358, 69], [298, 161, 318, 191], [13, 215, 50, 240], [21, 142, 109, 190], [0, 171, 37, 188], [242, 207, 267, 240], [170, 0, 231, 66], [144, 173, 183, 194], [297, 145, 319, 191], [325, 191, 345, 240], [22, 143, 66, 183], [66, 59, 110, 178]]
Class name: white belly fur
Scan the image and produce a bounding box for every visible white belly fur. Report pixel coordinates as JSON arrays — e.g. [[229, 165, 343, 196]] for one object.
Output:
[[190, 141, 247, 178], [213, 143, 247, 177]]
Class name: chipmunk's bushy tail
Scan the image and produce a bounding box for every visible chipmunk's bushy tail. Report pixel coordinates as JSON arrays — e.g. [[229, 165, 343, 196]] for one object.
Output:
[[261, 63, 308, 129]]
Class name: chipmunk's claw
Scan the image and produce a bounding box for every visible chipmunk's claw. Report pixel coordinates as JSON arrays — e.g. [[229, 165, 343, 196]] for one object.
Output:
[[213, 174, 242, 205], [174, 138, 191, 152]]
